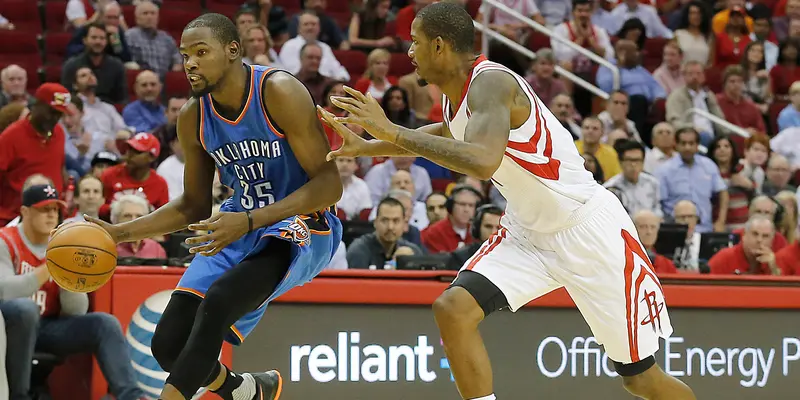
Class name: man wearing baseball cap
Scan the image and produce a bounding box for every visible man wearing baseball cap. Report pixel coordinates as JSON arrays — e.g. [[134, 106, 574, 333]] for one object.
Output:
[[100, 132, 170, 218], [0, 184, 147, 400], [712, 0, 754, 34], [0, 83, 74, 226], [90, 150, 120, 178]]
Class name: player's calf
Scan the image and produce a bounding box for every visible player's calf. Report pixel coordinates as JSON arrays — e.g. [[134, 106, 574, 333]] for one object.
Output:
[[619, 360, 696, 400]]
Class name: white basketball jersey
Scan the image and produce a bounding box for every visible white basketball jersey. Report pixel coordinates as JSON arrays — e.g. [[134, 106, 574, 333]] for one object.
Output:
[[443, 56, 599, 232]]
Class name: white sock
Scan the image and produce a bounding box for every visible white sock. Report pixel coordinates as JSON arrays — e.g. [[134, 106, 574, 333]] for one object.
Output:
[[470, 395, 496, 400], [231, 373, 257, 400]]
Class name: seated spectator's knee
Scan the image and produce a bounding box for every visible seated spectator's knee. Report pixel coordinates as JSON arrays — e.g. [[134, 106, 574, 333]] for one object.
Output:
[[2, 298, 41, 330], [83, 312, 123, 336], [432, 287, 483, 331]]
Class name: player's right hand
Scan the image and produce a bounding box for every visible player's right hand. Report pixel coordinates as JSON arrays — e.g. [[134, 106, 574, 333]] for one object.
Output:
[[83, 215, 124, 244], [317, 105, 370, 161]]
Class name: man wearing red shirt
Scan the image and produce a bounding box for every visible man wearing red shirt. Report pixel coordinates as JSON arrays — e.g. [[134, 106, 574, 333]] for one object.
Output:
[[715, 66, 767, 133], [100, 132, 169, 216], [732, 195, 788, 252], [709, 216, 784, 275], [633, 210, 678, 274], [776, 240, 800, 275], [421, 185, 482, 253], [0, 83, 73, 226]]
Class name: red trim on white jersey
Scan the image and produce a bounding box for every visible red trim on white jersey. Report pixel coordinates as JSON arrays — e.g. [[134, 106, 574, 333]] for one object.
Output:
[[448, 54, 488, 120]]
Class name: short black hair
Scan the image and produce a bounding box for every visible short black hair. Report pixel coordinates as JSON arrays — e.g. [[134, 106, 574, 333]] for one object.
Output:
[[184, 13, 241, 47], [615, 139, 646, 161], [84, 22, 106, 38], [377, 197, 405, 216], [416, 2, 475, 54], [572, 0, 592, 10], [675, 127, 700, 143]]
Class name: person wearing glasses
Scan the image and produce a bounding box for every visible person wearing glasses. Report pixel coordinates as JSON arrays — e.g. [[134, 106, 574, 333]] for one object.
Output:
[[603, 140, 661, 217]]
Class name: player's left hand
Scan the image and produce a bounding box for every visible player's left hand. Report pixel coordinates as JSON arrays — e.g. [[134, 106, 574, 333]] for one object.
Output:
[[186, 212, 250, 256], [329, 86, 396, 142]]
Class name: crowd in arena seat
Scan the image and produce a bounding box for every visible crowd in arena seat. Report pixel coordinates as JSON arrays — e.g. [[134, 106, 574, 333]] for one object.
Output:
[[1, 0, 800, 395]]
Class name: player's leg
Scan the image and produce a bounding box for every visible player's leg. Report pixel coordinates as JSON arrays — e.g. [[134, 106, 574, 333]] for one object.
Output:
[[151, 292, 201, 373], [160, 239, 293, 400], [433, 227, 559, 400]]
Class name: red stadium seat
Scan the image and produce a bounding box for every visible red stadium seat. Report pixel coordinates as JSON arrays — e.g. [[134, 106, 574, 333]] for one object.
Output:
[[164, 71, 191, 99], [274, 0, 302, 11], [43, 32, 73, 65], [206, 2, 242, 19], [466, 0, 481, 18], [0, 31, 42, 74], [327, 0, 351, 11], [358, 208, 372, 221], [335, 207, 347, 221], [158, 9, 199, 35], [390, 53, 414, 77], [705, 67, 723, 94], [643, 37, 667, 72], [768, 100, 790, 135], [125, 69, 139, 97], [334, 49, 368, 78], [44, 1, 69, 32], [0, 0, 42, 32], [431, 178, 453, 193], [329, 12, 352, 31], [38, 65, 62, 84], [527, 31, 551, 51]]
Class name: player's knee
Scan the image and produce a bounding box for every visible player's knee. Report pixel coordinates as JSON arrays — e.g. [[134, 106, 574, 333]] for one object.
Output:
[[432, 287, 483, 329], [83, 312, 123, 336], [152, 322, 178, 372]]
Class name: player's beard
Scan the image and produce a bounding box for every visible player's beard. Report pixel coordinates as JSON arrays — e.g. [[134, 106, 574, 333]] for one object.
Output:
[[190, 77, 215, 97]]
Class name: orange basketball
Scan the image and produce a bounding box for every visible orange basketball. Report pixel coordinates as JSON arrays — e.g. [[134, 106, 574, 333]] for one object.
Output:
[[46, 221, 118, 293]]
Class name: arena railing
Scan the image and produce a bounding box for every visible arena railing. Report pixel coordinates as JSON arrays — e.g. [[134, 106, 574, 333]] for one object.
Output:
[[478, 0, 620, 94], [685, 108, 752, 139]]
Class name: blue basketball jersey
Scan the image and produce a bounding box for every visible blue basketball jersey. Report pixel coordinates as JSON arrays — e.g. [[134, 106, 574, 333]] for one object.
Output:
[[199, 65, 307, 212]]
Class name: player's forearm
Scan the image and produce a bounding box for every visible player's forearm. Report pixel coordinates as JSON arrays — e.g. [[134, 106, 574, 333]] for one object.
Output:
[[114, 197, 210, 243], [251, 166, 343, 229], [361, 139, 417, 157], [389, 125, 498, 179]]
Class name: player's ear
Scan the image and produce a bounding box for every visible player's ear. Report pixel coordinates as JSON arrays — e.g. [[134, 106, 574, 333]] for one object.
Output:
[[433, 36, 445, 55], [228, 41, 241, 60]]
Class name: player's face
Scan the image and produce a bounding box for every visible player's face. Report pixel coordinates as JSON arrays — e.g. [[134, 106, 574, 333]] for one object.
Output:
[[181, 27, 240, 97], [408, 19, 438, 86], [77, 178, 104, 213], [23, 205, 61, 235]]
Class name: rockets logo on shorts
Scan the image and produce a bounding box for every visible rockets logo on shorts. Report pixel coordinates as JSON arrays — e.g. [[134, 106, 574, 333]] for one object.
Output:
[[280, 217, 310, 246]]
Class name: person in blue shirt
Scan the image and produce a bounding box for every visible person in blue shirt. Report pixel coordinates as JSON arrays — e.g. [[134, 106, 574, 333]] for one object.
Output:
[[777, 81, 800, 132], [86, 13, 342, 400], [122, 70, 167, 133]]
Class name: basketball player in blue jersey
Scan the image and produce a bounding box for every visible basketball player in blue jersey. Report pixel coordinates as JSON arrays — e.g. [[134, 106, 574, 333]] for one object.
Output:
[[85, 13, 342, 400]]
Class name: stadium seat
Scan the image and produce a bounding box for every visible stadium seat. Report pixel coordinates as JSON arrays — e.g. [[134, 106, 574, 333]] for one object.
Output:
[[643, 37, 667, 72], [158, 9, 199, 35], [358, 208, 372, 221], [705, 67, 723, 94], [527, 31, 551, 52], [390, 53, 414, 77], [466, 0, 481, 18], [164, 71, 191, 99], [39, 64, 63, 84], [206, 2, 242, 18], [43, 32, 74, 65], [122, 5, 135, 28], [329, 12, 352, 31], [327, 0, 351, 12], [768, 100, 789, 135], [44, 1, 69, 32], [431, 178, 454, 193], [334, 50, 367, 78], [126, 69, 140, 97], [0, 0, 42, 32]]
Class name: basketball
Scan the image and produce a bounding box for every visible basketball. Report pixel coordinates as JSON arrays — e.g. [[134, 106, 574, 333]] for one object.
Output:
[[46, 221, 118, 293]]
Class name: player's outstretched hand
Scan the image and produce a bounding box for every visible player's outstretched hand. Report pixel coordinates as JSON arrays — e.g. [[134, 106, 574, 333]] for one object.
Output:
[[82, 215, 125, 244], [186, 212, 249, 257], [328, 86, 395, 142], [317, 105, 370, 161]]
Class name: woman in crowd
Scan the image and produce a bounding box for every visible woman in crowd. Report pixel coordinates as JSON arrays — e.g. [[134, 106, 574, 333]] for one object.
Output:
[[740, 41, 772, 115], [770, 39, 800, 99], [354, 48, 398, 101], [525, 48, 566, 107], [713, 8, 751, 70], [708, 136, 752, 231], [617, 18, 647, 51], [674, 1, 714, 66], [348, 0, 398, 52], [241, 25, 282, 69], [775, 190, 798, 244], [381, 86, 420, 129]]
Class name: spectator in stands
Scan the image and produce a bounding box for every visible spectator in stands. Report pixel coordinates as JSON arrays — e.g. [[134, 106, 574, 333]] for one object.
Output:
[[582, 152, 605, 183], [770, 40, 800, 99], [347, 197, 423, 269], [778, 81, 800, 132], [604, 140, 662, 217], [633, 210, 678, 273], [65, 175, 104, 223], [397, 0, 434, 44], [101, 132, 169, 213], [4, 175, 55, 228], [749, 8, 779, 71], [653, 40, 686, 96], [151, 96, 186, 165], [336, 156, 372, 219], [125, 1, 182, 76], [609, 0, 672, 39], [122, 70, 165, 133], [712, 0, 753, 35], [597, 39, 665, 123], [280, 11, 350, 81], [574, 116, 620, 181], [66, 0, 101, 29], [674, 1, 714, 66], [399, 71, 439, 124], [729, 195, 789, 254], [421, 185, 481, 253], [0, 102, 27, 132], [707, 136, 750, 230], [287, 0, 342, 50], [740, 41, 773, 115], [247, 0, 289, 46], [73, 67, 129, 141], [775, 190, 798, 244], [382, 86, 420, 129], [446, 205, 503, 270], [354, 49, 398, 101], [90, 151, 120, 178], [62, 22, 128, 105], [597, 91, 643, 144], [425, 192, 448, 225], [381, 189, 424, 246], [709, 216, 783, 275], [364, 156, 432, 203], [372, 170, 430, 230], [657, 127, 728, 233], [713, 6, 752, 70], [616, 18, 647, 52], [774, 0, 800, 42], [0, 65, 32, 109], [672, 199, 701, 271], [716, 66, 767, 133], [0, 83, 71, 226], [242, 25, 283, 69], [235, 8, 258, 35], [476, 0, 545, 73], [294, 43, 336, 105], [742, 134, 771, 194], [349, 0, 400, 52], [111, 194, 167, 258], [776, 229, 800, 274], [155, 129, 184, 200], [666, 61, 728, 145], [62, 96, 110, 178], [763, 155, 797, 197], [0, 183, 146, 400], [537, 0, 571, 27], [525, 49, 566, 108], [0, 12, 13, 30], [66, 1, 133, 64], [550, 93, 582, 139]]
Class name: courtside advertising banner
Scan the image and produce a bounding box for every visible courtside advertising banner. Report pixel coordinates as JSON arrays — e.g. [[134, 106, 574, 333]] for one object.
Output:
[[235, 305, 800, 400]]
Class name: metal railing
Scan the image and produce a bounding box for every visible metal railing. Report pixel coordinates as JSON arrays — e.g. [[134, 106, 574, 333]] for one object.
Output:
[[473, 22, 610, 99], [685, 108, 751, 138], [479, 0, 620, 92]]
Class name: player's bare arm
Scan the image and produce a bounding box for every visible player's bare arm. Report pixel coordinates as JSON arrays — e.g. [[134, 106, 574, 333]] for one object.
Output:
[[318, 105, 447, 160], [328, 72, 516, 180], [85, 99, 216, 243]]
